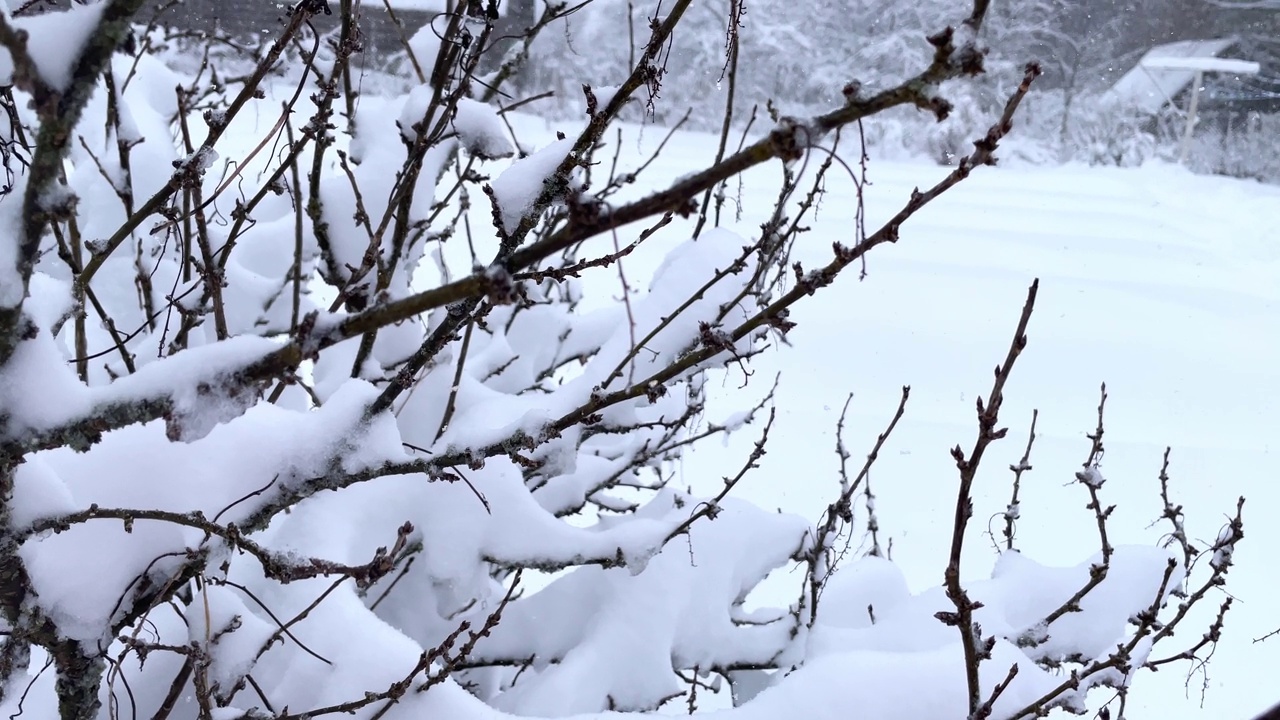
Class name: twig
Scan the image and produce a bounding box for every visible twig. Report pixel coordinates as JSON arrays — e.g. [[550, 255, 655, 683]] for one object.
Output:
[[1075, 384, 1114, 564], [21, 507, 414, 589], [692, 0, 743, 238], [940, 279, 1039, 718], [805, 386, 910, 627], [665, 408, 775, 544], [1002, 409, 1038, 550]]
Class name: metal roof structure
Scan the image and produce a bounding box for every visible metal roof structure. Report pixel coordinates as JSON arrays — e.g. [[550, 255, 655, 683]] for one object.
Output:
[[1106, 39, 1238, 114], [1105, 39, 1267, 163], [1141, 56, 1260, 75]]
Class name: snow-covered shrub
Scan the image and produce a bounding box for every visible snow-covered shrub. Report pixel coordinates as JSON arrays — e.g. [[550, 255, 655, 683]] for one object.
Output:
[[519, 0, 960, 125], [1071, 100, 1162, 167], [513, 0, 1079, 162], [1012, 89, 1179, 168], [0, 2, 1243, 720], [1186, 111, 1280, 184]]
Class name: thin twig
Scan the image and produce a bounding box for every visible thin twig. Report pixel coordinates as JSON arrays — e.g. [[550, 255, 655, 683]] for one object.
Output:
[[941, 279, 1039, 717]]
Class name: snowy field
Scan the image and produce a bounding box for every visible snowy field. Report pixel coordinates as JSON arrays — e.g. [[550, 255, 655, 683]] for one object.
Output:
[[494, 114, 1280, 719]]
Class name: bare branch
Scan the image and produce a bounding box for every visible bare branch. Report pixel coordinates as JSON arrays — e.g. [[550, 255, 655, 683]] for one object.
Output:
[[940, 279, 1039, 717]]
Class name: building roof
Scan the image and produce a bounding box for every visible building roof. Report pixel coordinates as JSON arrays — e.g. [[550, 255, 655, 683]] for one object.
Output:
[[384, 0, 505, 15], [1106, 39, 1240, 114], [1141, 56, 1260, 75]]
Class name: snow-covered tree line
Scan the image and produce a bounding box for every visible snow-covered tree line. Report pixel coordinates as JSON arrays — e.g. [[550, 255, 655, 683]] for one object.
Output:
[[0, 0, 1247, 719], [516, 0, 1279, 167]]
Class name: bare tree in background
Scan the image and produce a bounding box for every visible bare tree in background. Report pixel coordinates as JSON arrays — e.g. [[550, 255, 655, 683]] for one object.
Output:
[[0, 1, 1247, 719]]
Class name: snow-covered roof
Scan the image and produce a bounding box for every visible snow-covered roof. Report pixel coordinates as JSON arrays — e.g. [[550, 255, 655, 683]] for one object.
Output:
[[384, 0, 448, 10], [1107, 39, 1239, 114], [1141, 57, 1260, 75], [384, 0, 506, 14]]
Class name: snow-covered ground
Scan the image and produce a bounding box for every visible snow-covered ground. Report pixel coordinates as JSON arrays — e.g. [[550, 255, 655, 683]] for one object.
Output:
[[5, 5, 1274, 716], [15, 53, 1274, 711], [504, 114, 1280, 719]]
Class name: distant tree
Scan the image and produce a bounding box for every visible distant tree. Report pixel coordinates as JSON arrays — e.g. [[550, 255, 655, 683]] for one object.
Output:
[[1118, 0, 1219, 47]]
